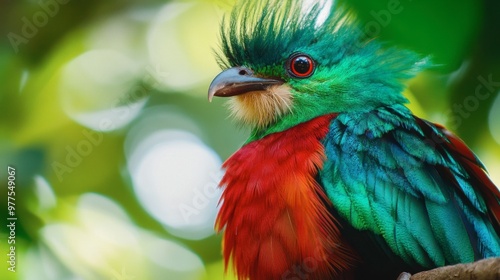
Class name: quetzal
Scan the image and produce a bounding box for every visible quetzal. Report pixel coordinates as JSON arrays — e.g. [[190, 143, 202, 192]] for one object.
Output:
[[208, 1, 500, 279]]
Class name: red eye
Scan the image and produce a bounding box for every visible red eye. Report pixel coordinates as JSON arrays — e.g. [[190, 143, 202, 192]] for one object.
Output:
[[287, 53, 315, 78]]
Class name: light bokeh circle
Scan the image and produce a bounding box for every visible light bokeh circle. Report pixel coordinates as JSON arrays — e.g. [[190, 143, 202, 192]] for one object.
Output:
[[127, 129, 222, 240]]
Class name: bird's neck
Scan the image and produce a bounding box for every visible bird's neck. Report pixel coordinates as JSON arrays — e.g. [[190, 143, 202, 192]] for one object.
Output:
[[216, 114, 356, 279]]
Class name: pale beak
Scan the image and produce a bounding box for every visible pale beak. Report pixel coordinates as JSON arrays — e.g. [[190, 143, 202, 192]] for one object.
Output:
[[208, 66, 283, 102]]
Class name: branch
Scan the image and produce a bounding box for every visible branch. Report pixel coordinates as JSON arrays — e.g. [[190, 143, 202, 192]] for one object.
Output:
[[397, 258, 500, 280]]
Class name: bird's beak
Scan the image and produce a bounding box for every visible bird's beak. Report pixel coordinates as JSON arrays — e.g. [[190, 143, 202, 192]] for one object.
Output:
[[208, 67, 283, 102]]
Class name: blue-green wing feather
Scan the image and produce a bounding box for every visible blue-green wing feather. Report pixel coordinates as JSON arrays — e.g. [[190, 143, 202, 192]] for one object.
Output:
[[320, 104, 500, 269]]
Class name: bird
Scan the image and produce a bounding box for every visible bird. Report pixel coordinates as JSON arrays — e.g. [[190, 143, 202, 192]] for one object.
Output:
[[207, 1, 500, 279]]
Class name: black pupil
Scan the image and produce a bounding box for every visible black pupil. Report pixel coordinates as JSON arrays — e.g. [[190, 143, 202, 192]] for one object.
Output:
[[293, 57, 310, 74]]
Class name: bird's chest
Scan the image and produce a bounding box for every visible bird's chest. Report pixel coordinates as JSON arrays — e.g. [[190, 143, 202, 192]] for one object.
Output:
[[215, 115, 354, 279]]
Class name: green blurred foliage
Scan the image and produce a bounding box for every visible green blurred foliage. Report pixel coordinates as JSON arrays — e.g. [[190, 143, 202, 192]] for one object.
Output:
[[0, 0, 499, 279]]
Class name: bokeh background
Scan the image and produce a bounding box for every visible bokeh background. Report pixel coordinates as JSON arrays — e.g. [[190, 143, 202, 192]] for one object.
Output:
[[0, 0, 499, 279]]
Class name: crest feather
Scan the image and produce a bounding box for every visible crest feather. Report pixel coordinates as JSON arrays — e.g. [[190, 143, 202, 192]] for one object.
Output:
[[217, 0, 359, 70]]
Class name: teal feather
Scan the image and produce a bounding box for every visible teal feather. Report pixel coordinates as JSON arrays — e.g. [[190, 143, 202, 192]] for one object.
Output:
[[456, 192, 500, 257], [425, 200, 474, 263], [454, 175, 487, 212], [320, 104, 500, 270]]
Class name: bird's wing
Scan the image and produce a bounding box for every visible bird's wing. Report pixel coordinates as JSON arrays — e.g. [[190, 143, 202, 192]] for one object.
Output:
[[320, 104, 500, 270]]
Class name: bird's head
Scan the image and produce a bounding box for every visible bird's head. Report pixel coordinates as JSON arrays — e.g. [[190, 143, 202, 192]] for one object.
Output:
[[209, 0, 427, 139]]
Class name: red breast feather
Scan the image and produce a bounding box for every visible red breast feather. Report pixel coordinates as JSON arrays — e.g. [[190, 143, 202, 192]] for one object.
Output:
[[215, 114, 356, 279]]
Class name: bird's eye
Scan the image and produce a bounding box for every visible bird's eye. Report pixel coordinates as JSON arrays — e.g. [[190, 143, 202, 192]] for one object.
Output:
[[287, 53, 315, 78]]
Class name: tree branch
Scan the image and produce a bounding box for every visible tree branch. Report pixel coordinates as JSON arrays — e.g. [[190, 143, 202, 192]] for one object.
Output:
[[397, 258, 500, 280]]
